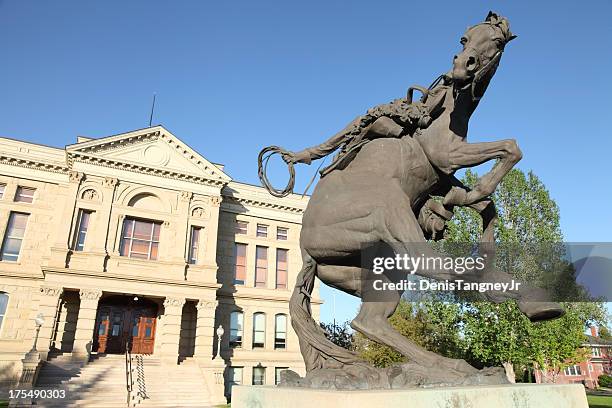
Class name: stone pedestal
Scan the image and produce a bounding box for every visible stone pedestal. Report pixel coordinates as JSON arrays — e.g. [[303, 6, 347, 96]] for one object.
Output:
[[198, 358, 227, 406], [160, 297, 185, 364], [72, 289, 102, 361], [36, 285, 63, 360], [231, 384, 589, 408]]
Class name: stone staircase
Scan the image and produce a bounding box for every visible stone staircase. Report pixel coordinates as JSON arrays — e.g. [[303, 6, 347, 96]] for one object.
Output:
[[27, 353, 216, 407]]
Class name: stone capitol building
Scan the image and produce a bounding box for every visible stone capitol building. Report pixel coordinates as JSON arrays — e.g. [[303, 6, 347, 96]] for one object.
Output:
[[0, 125, 318, 406]]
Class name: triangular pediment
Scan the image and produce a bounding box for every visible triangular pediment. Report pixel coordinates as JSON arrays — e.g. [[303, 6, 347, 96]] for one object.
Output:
[[66, 126, 231, 184]]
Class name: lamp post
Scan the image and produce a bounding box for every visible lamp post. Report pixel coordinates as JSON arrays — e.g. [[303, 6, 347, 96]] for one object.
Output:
[[28, 313, 45, 355], [215, 325, 224, 360], [20, 312, 45, 387]]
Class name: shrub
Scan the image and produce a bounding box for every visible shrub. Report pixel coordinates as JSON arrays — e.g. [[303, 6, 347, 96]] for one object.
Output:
[[598, 374, 612, 388]]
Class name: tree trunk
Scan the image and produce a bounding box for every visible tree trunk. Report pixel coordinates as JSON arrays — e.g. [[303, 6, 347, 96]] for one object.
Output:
[[502, 361, 516, 383]]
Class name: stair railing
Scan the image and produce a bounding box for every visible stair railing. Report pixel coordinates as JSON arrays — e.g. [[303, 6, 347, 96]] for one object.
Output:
[[125, 339, 134, 407]]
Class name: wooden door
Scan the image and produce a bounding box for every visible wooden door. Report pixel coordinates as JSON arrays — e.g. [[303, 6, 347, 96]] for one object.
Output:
[[106, 307, 128, 353], [94, 307, 111, 353], [129, 308, 156, 354]]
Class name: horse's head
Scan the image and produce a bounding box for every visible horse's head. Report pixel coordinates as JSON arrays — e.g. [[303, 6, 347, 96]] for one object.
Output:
[[452, 11, 516, 98]]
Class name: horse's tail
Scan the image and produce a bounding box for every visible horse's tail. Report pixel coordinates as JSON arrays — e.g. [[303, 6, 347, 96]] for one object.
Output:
[[289, 252, 361, 371]]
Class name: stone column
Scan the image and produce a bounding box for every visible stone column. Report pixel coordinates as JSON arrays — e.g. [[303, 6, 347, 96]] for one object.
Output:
[[160, 297, 185, 364], [36, 285, 63, 360], [194, 299, 217, 359], [194, 298, 226, 406], [72, 289, 102, 361], [173, 191, 192, 263], [89, 177, 118, 258], [49, 171, 84, 267], [203, 196, 221, 267]]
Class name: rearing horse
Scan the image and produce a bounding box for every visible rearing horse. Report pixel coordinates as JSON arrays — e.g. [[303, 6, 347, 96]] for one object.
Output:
[[262, 12, 564, 382]]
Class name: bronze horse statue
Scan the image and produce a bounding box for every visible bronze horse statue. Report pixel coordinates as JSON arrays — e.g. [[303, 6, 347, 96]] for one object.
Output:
[[259, 12, 564, 388]]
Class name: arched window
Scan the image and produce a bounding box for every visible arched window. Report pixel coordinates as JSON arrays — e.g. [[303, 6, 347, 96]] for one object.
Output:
[[252, 312, 266, 348], [275, 314, 287, 349], [229, 311, 243, 348], [0, 292, 8, 331]]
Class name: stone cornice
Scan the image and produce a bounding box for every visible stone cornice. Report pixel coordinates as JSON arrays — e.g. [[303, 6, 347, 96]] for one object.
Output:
[[222, 196, 304, 214], [68, 152, 228, 187], [0, 153, 69, 174]]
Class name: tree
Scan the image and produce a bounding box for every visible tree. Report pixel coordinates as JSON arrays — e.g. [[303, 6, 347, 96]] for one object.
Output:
[[320, 321, 354, 350], [355, 301, 465, 367], [446, 168, 607, 382]]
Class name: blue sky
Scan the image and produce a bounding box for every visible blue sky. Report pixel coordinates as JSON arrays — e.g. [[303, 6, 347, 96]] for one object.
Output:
[[1, 1, 611, 324]]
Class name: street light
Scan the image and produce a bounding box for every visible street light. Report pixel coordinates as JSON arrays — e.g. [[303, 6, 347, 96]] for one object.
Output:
[[215, 325, 224, 359], [31, 313, 45, 353]]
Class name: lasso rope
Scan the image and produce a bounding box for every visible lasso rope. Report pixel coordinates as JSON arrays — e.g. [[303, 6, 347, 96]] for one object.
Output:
[[258, 146, 326, 198], [258, 146, 296, 198]]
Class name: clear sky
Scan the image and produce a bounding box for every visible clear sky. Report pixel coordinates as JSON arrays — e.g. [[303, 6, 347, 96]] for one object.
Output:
[[1, 1, 611, 324]]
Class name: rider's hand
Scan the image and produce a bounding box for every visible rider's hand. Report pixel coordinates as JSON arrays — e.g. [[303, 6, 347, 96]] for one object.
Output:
[[281, 151, 297, 164]]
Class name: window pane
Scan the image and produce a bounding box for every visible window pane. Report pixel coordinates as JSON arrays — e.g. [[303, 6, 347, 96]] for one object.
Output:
[[74, 210, 92, 251], [275, 314, 287, 349], [230, 311, 243, 347], [0, 293, 8, 316], [133, 220, 153, 240], [122, 219, 134, 238], [253, 313, 265, 347], [152, 223, 161, 241], [253, 367, 265, 385], [0, 184, 5, 199], [8, 213, 28, 238], [275, 367, 288, 385], [276, 249, 288, 289], [0, 293, 8, 329], [234, 243, 247, 284], [15, 186, 36, 203], [256, 224, 268, 238], [255, 246, 267, 287], [235, 221, 248, 235], [188, 227, 200, 264], [1, 213, 28, 261], [276, 227, 288, 240]]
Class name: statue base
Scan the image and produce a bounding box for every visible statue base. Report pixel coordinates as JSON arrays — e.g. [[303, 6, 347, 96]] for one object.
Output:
[[231, 383, 589, 408]]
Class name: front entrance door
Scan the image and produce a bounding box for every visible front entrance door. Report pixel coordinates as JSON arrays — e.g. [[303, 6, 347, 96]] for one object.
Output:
[[93, 296, 158, 354]]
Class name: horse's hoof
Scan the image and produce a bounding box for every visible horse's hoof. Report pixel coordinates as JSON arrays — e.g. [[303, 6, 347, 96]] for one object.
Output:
[[518, 301, 565, 322]]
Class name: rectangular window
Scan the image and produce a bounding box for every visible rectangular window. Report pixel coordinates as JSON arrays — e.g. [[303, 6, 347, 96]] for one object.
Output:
[[227, 367, 243, 396], [188, 226, 201, 264], [73, 210, 92, 251], [276, 249, 288, 289], [119, 218, 161, 260], [256, 224, 268, 238], [0, 212, 29, 262], [235, 221, 248, 235], [592, 347, 601, 357], [276, 227, 288, 241], [229, 311, 243, 348], [255, 246, 267, 288], [564, 365, 582, 376], [275, 314, 287, 349], [0, 184, 5, 200], [253, 313, 265, 348], [252, 366, 266, 385], [275, 367, 288, 385], [0, 292, 8, 331], [14, 186, 36, 203], [234, 243, 247, 285]]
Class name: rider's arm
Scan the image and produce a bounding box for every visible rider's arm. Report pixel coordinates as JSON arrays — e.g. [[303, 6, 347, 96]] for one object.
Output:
[[293, 116, 402, 165]]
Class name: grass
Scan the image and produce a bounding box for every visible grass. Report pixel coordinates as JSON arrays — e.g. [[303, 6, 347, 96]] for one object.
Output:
[[0, 401, 7, 408], [588, 395, 612, 408]]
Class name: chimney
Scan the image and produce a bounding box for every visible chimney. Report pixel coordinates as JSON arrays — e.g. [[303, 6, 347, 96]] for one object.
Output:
[[590, 326, 598, 337]]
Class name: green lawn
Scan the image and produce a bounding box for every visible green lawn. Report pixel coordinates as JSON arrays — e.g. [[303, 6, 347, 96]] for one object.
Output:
[[588, 395, 612, 408]]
